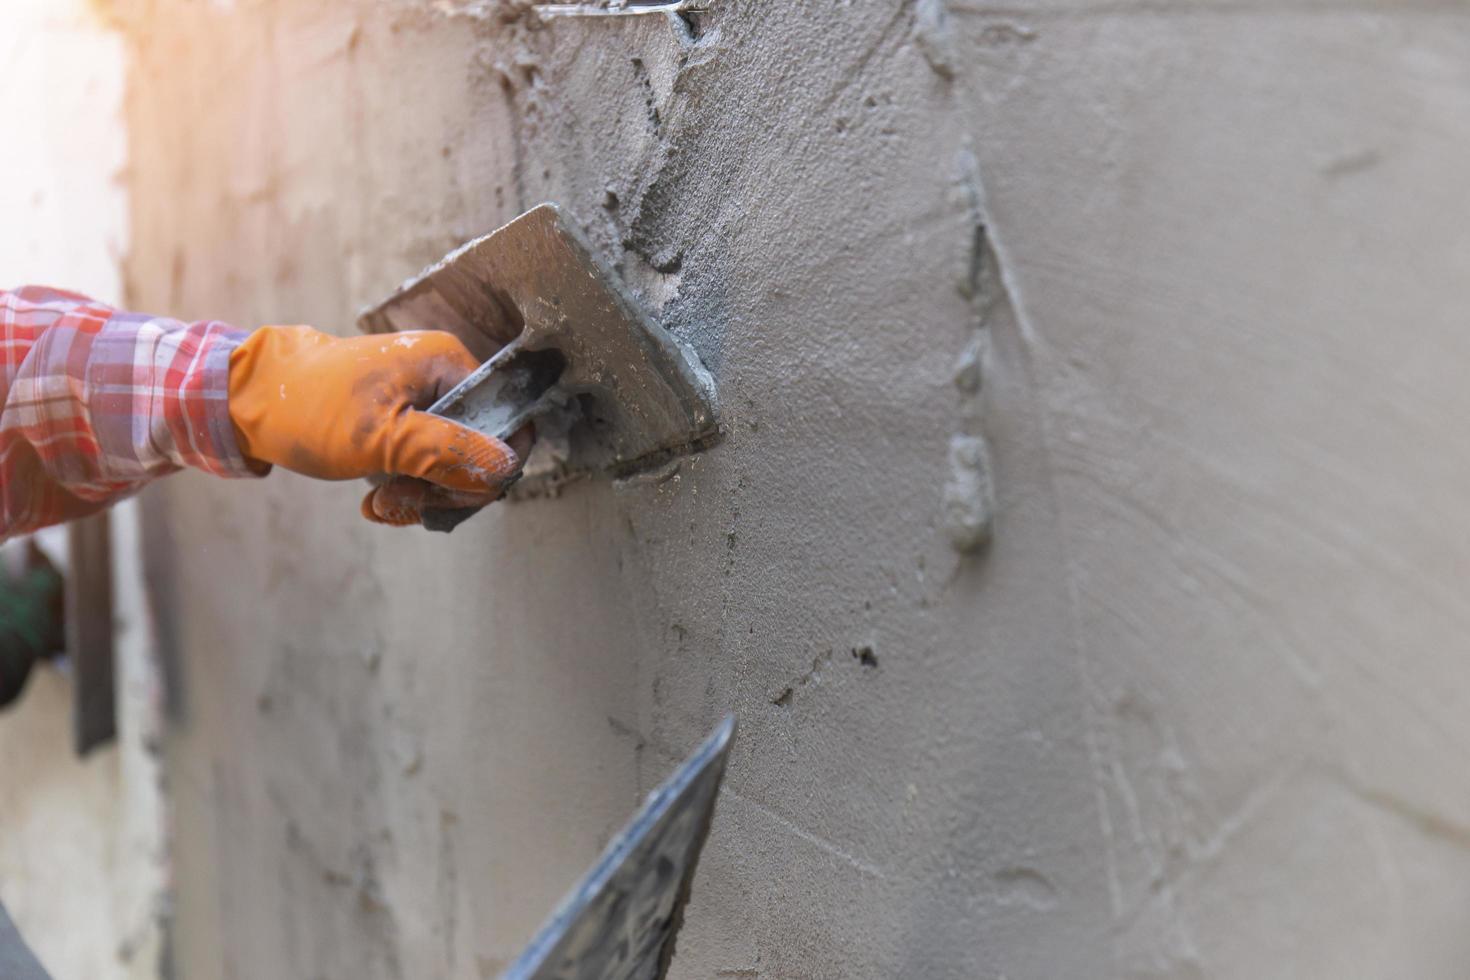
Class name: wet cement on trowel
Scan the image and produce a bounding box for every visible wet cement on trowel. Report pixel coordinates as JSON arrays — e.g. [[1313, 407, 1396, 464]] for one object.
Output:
[[359, 203, 720, 501]]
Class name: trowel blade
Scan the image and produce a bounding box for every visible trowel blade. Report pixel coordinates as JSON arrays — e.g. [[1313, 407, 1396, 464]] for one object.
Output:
[[500, 716, 735, 980], [359, 203, 718, 498]]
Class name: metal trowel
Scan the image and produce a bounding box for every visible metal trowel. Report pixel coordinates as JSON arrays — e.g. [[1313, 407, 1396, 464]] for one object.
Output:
[[500, 716, 734, 980], [359, 203, 719, 530]]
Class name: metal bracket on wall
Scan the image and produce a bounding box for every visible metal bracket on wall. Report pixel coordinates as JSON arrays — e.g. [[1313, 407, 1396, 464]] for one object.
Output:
[[501, 716, 735, 980], [533, 0, 710, 19]]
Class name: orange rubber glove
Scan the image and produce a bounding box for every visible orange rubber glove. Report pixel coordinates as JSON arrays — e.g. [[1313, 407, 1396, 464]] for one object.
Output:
[[227, 326, 530, 527]]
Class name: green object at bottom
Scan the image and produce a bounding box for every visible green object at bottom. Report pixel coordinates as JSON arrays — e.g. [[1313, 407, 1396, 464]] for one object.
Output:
[[0, 562, 63, 707]]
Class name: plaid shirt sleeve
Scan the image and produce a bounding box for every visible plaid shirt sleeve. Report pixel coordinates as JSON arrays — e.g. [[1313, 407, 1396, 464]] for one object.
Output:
[[0, 285, 265, 540]]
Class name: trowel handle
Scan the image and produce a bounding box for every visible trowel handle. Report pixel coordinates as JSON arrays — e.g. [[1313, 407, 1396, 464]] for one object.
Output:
[[428, 341, 566, 441], [419, 342, 565, 533]]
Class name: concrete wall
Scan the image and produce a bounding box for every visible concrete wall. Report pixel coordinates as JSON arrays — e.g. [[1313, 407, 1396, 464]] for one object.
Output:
[[119, 1, 1470, 977]]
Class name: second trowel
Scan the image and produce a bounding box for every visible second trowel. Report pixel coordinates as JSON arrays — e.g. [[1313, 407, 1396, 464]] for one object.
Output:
[[359, 203, 719, 530]]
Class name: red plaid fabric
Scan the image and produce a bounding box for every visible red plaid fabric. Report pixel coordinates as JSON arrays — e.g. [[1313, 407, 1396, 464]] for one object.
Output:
[[0, 286, 262, 540]]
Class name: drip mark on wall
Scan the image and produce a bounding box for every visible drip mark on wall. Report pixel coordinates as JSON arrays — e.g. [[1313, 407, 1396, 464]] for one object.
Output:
[[991, 866, 1059, 910], [944, 435, 994, 553], [942, 146, 1000, 553], [913, 0, 956, 79]]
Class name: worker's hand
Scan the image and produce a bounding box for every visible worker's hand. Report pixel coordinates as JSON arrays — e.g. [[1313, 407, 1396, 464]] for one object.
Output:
[[228, 325, 530, 527]]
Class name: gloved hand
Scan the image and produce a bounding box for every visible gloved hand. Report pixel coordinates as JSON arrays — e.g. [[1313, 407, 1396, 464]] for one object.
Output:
[[228, 325, 531, 527]]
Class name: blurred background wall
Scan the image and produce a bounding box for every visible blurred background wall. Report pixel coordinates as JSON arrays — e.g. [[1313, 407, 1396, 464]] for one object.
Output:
[[7, 0, 1470, 977], [0, 2, 164, 978]]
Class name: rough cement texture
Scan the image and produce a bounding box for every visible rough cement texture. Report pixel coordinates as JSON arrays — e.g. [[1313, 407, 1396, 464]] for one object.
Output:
[[118, 1, 1470, 977]]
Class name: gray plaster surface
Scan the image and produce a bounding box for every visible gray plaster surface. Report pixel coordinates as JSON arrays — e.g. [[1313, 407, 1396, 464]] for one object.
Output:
[[120, 1, 1470, 977]]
